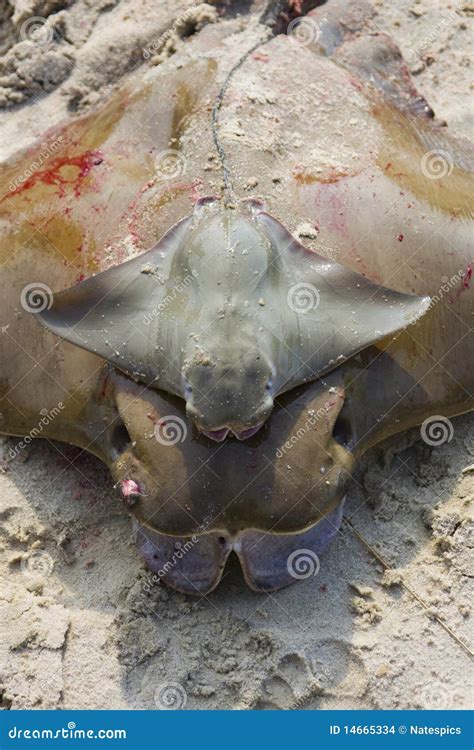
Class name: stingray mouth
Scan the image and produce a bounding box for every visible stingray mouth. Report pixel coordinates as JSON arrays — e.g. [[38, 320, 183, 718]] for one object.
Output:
[[199, 422, 264, 442]]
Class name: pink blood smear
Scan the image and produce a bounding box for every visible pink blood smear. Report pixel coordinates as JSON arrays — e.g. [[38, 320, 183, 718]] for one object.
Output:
[[252, 52, 269, 62], [289, 0, 303, 12], [121, 479, 141, 498], [462, 263, 472, 290], [451, 263, 472, 303], [3, 150, 104, 202]]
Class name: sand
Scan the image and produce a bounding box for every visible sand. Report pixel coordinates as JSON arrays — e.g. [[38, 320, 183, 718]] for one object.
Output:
[[0, 0, 472, 710]]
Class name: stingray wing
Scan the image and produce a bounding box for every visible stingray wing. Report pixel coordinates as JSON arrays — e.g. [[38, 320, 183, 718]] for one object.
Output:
[[257, 212, 430, 393], [37, 216, 193, 394]]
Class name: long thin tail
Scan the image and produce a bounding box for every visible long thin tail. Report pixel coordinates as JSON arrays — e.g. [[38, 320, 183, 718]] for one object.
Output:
[[211, 1, 293, 205]]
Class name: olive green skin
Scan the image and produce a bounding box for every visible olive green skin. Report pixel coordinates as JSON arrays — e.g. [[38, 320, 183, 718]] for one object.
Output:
[[0, 1, 472, 591]]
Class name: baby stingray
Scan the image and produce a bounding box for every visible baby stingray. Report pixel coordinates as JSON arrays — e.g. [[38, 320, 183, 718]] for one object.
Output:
[[37, 197, 428, 440]]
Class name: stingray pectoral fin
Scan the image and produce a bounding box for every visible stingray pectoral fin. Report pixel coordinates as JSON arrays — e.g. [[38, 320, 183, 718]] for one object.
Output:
[[257, 213, 430, 385], [36, 216, 193, 390]]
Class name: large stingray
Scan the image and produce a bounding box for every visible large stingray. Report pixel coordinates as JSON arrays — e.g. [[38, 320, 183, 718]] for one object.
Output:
[[0, 0, 472, 593], [38, 195, 430, 440]]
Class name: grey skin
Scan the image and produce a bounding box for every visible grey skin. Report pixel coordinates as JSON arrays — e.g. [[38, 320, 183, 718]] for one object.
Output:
[[38, 197, 429, 441], [0, 0, 472, 593]]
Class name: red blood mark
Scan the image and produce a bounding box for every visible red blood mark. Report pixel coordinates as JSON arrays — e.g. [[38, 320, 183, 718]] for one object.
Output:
[[75, 273, 86, 284], [245, 449, 260, 475], [451, 264, 472, 302], [121, 478, 141, 498], [190, 178, 205, 203], [397, 233, 404, 242], [2, 150, 104, 202], [462, 263, 472, 290], [140, 179, 156, 194], [252, 52, 269, 62], [124, 179, 201, 247], [349, 77, 363, 92], [289, 0, 303, 12], [294, 164, 349, 185], [99, 373, 109, 399]]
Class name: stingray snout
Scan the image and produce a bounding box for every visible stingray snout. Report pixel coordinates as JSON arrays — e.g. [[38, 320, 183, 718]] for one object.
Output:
[[186, 394, 273, 442], [199, 421, 264, 442], [182, 349, 275, 441]]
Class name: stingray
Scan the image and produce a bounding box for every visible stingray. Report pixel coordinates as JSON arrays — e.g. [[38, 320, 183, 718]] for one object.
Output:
[[37, 196, 429, 440], [0, 0, 472, 593]]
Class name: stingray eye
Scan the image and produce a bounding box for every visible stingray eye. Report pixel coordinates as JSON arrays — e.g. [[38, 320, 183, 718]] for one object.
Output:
[[183, 378, 193, 399], [265, 377, 273, 393]]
